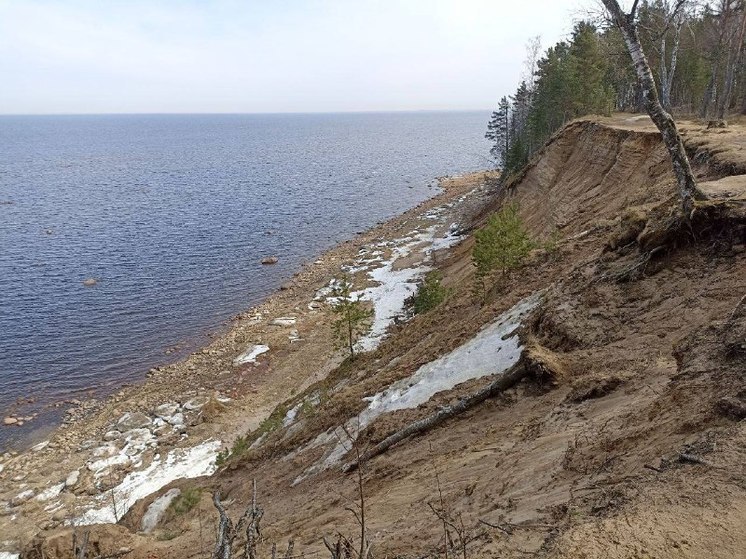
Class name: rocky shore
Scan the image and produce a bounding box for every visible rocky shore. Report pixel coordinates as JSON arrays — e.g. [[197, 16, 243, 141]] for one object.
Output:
[[0, 171, 498, 555]]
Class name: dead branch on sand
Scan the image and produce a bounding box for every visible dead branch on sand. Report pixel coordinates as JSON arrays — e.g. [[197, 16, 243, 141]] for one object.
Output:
[[342, 362, 529, 473], [212, 480, 293, 559]]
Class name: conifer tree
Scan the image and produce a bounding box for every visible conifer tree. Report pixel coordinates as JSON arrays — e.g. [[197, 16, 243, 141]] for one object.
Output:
[[485, 97, 511, 167]]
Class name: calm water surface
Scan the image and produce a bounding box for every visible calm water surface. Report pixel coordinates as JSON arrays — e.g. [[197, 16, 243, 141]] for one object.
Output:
[[0, 112, 489, 449]]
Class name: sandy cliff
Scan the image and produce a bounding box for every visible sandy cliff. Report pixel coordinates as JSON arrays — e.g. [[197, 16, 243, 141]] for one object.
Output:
[[6, 115, 746, 559]]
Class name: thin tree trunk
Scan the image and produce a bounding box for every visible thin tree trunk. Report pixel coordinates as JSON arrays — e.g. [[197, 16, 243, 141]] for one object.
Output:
[[703, 1, 734, 118], [602, 0, 700, 215], [702, 69, 720, 119], [659, 33, 669, 110], [718, 5, 746, 119], [664, 16, 683, 110], [347, 307, 354, 359]]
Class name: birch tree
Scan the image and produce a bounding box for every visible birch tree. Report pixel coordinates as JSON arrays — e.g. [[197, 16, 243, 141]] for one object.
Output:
[[601, 0, 700, 215], [718, 1, 746, 118], [653, 1, 690, 111]]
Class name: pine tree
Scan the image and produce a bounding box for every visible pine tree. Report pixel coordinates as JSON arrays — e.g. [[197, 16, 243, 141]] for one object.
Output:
[[330, 278, 373, 360], [472, 203, 534, 293], [485, 97, 511, 167]]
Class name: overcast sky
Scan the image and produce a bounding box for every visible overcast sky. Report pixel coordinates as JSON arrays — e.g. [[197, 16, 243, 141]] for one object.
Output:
[[0, 0, 584, 115]]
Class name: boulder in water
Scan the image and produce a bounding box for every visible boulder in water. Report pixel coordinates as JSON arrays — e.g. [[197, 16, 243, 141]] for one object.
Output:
[[261, 256, 279, 265], [82, 278, 97, 287]]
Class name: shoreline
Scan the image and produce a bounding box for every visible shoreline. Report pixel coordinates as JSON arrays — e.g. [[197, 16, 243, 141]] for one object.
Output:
[[0, 179, 448, 454], [0, 169, 498, 551]]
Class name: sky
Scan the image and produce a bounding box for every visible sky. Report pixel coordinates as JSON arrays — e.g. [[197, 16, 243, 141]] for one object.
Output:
[[0, 0, 584, 115]]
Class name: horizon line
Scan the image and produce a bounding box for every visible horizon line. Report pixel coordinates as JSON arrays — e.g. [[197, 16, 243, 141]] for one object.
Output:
[[0, 108, 493, 118]]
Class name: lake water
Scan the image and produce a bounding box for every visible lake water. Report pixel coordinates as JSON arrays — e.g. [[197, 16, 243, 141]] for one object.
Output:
[[0, 111, 489, 450]]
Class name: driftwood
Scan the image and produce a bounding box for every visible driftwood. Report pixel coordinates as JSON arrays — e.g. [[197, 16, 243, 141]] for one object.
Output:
[[322, 535, 354, 559], [679, 453, 715, 468], [213, 480, 266, 559], [342, 362, 528, 473]]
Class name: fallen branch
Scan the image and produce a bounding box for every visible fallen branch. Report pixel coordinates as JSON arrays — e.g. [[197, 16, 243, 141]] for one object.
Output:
[[679, 453, 715, 467], [342, 362, 528, 473], [727, 294, 746, 324], [212, 480, 265, 559], [479, 519, 556, 534]]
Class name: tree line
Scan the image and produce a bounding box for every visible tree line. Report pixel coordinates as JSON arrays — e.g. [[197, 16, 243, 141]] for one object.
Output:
[[487, 0, 746, 175]]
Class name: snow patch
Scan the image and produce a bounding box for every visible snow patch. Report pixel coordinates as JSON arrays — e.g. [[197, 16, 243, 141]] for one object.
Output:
[[36, 482, 64, 502], [141, 488, 181, 533], [351, 225, 463, 351], [77, 440, 221, 525], [233, 344, 270, 366], [282, 402, 303, 427], [294, 294, 540, 483]]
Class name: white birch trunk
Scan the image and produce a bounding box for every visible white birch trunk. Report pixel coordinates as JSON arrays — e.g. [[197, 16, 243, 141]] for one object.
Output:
[[602, 0, 700, 215], [718, 6, 746, 119]]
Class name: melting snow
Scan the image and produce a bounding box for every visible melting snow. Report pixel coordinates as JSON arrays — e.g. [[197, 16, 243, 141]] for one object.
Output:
[[77, 440, 221, 525], [35, 482, 64, 502], [141, 488, 181, 533], [233, 344, 270, 366], [351, 225, 463, 351], [283, 402, 303, 427], [293, 294, 541, 483]]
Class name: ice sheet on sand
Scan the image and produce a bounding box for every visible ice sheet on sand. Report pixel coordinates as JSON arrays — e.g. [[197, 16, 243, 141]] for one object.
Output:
[[141, 488, 181, 533], [233, 344, 269, 366], [0, 553, 19, 559], [351, 225, 462, 352], [352, 260, 423, 352], [36, 482, 64, 501], [361, 294, 539, 421], [294, 294, 540, 483], [78, 440, 220, 525], [283, 402, 303, 427]]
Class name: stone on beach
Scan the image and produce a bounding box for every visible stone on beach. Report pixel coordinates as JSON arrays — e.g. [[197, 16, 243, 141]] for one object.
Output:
[[153, 403, 179, 418], [30, 440, 49, 452], [65, 469, 80, 489], [164, 413, 185, 427], [115, 412, 151, 431], [183, 397, 208, 411]]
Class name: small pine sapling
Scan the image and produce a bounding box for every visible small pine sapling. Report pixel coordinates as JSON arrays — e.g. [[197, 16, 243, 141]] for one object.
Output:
[[472, 203, 534, 295], [330, 277, 373, 359]]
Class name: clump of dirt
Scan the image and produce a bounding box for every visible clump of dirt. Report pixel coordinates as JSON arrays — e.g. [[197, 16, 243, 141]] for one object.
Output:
[[23, 524, 145, 559], [715, 393, 746, 419], [565, 374, 625, 403]]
